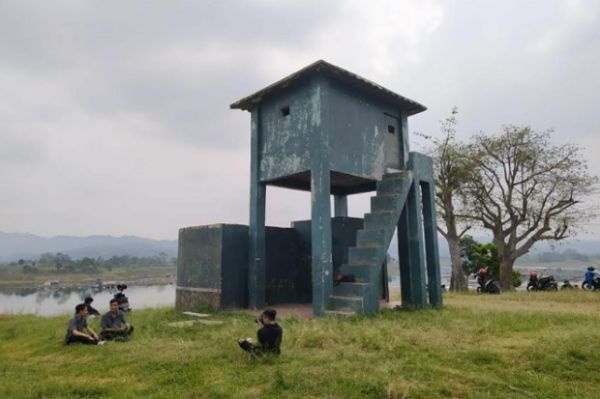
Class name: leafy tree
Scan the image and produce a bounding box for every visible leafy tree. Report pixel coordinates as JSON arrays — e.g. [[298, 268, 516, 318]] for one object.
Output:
[[421, 108, 474, 291], [460, 235, 521, 288], [462, 126, 597, 290]]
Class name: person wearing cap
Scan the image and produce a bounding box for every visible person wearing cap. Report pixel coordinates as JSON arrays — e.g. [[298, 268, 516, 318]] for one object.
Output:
[[238, 308, 283, 355], [84, 296, 100, 316], [584, 267, 596, 287]]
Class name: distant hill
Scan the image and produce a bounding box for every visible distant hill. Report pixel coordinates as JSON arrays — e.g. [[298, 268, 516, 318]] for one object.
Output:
[[387, 232, 600, 260], [0, 232, 177, 262]]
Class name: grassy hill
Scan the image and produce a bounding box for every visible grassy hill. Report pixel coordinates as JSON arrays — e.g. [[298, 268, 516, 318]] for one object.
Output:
[[2, 292, 600, 398]]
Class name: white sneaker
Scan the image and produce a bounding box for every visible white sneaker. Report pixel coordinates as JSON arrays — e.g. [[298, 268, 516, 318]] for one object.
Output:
[[97, 340, 106, 346]]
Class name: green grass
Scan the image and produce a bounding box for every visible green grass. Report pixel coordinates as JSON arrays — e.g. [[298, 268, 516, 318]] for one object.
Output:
[[2, 291, 600, 398]]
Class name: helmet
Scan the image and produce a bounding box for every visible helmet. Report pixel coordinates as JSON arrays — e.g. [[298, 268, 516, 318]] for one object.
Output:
[[478, 268, 486, 274], [529, 271, 537, 278], [587, 266, 595, 271]]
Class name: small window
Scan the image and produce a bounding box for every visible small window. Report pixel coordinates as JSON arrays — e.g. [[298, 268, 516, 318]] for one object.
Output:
[[387, 125, 395, 134], [280, 106, 290, 117]]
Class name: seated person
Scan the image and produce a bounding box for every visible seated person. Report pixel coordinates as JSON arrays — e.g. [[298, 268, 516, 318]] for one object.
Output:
[[238, 309, 282, 355], [84, 296, 100, 316], [100, 299, 134, 341], [64, 303, 103, 345]]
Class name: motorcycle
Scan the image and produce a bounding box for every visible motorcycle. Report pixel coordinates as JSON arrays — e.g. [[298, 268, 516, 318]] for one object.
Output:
[[475, 272, 501, 294], [526, 274, 558, 291], [560, 280, 575, 290], [113, 284, 132, 311], [582, 277, 600, 291]]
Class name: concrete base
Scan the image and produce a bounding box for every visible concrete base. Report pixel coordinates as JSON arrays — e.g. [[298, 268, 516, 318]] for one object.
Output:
[[175, 287, 221, 311]]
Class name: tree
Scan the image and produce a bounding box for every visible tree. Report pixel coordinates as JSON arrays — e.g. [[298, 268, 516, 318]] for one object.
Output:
[[460, 235, 522, 288], [462, 126, 597, 290], [423, 108, 474, 291]]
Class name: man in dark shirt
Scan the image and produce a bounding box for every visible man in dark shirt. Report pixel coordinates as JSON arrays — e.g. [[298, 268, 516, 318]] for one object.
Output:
[[100, 299, 134, 341], [65, 303, 103, 345], [238, 309, 283, 355]]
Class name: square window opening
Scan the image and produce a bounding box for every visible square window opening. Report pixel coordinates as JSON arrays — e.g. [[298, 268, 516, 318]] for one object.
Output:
[[280, 106, 290, 117], [387, 125, 395, 134]]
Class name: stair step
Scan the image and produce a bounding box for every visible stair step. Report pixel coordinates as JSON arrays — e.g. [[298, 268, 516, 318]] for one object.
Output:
[[364, 211, 395, 229], [348, 247, 379, 263], [324, 310, 356, 317], [382, 171, 411, 181], [377, 179, 408, 194], [339, 263, 377, 280], [329, 295, 364, 312], [356, 229, 387, 248], [371, 195, 403, 212], [333, 281, 370, 297]]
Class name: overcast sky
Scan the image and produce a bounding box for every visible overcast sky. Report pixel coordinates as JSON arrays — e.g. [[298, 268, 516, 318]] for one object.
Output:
[[1, 0, 599, 240]]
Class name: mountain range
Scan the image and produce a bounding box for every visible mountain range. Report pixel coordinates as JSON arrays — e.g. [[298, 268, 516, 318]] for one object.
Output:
[[1, 230, 597, 263], [0, 232, 177, 262]]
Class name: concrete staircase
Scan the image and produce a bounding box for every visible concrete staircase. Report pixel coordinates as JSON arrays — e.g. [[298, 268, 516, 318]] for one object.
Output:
[[326, 171, 413, 315]]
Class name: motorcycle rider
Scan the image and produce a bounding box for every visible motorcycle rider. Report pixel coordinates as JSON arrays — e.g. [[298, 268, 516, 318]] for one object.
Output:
[[476, 268, 488, 289], [584, 267, 596, 287]]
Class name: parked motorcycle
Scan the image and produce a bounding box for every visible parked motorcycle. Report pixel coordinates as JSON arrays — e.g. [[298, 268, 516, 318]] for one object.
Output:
[[526, 272, 558, 291], [560, 280, 575, 290], [113, 284, 132, 311], [475, 269, 501, 294], [582, 277, 600, 291]]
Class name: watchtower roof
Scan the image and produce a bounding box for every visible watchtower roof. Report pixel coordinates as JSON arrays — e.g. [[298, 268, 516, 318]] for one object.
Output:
[[230, 60, 426, 115]]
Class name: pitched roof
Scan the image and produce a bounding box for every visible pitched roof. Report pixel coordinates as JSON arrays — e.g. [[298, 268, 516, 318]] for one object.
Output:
[[230, 60, 426, 115]]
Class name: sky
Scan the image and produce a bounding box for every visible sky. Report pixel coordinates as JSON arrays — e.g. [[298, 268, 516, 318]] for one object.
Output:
[[1, 0, 599, 240]]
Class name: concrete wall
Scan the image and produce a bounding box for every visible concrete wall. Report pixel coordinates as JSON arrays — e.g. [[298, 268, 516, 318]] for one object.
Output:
[[176, 224, 247, 311], [176, 223, 314, 310], [325, 80, 405, 178], [292, 216, 363, 275], [258, 79, 317, 181], [255, 75, 408, 185]]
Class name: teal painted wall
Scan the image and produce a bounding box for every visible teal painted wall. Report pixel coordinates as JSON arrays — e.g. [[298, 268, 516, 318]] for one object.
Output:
[[325, 80, 405, 179], [255, 75, 407, 184], [258, 79, 320, 181]]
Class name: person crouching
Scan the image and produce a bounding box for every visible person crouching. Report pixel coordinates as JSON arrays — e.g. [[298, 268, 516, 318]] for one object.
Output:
[[238, 309, 282, 355], [100, 299, 134, 341]]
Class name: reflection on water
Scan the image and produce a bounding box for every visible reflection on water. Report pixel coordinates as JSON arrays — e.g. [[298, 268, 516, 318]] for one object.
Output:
[[0, 284, 175, 317]]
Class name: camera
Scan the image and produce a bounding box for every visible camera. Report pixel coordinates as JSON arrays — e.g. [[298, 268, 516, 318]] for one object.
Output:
[[255, 315, 264, 325]]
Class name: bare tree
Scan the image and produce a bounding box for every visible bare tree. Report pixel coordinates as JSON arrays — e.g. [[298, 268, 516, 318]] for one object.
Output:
[[423, 108, 474, 291], [462, 126, 597, 290]]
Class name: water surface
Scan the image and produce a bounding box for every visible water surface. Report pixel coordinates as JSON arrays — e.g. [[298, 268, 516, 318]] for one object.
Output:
[[0, 284, 175, 316]]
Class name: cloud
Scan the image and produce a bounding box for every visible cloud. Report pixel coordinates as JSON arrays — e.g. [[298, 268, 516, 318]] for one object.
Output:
[[0, 0, 598, 239]]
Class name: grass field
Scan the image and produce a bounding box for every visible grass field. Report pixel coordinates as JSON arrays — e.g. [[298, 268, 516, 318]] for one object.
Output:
[[2, 291, 600, 398]]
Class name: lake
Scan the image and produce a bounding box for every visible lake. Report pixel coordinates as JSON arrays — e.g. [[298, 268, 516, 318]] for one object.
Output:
[[0, 284, 175, 316]]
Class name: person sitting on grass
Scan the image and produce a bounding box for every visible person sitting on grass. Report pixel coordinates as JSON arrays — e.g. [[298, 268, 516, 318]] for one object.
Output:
[[238, 308, 282, 355], [100, 299, 134, 341], [64, 303, 104, 345]]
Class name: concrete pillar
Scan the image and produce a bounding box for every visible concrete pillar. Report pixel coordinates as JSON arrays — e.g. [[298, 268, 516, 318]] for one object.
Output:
[[406, 182, 427, 307], [248, 107, 266, 309], [421, 181, 443, 307], [310, 167, 333, 316], [397, 204, 413, 307], [333, 194, 348, 217]]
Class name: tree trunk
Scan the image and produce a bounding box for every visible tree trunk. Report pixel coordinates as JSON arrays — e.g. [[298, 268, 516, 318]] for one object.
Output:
[[448, 235, 468, 291], [499, 257, 514, 291]]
